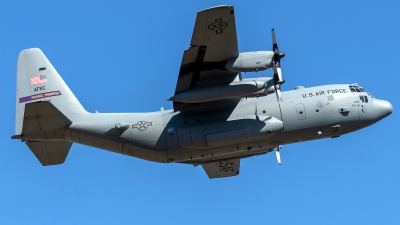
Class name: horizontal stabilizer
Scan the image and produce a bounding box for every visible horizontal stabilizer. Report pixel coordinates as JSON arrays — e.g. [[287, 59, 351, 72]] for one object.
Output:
[[22, 101, 71, 134], [26, 141, 72, 166]]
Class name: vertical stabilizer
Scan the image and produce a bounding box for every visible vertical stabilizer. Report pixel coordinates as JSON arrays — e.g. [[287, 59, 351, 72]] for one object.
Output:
[[15, 48, 88, 135]]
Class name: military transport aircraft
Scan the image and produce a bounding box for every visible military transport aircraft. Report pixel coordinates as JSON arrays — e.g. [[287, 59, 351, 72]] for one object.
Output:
[[12, 5, 392, 178]]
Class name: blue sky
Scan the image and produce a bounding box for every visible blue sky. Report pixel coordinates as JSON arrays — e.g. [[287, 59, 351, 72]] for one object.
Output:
[[1, 1, 399, 224]]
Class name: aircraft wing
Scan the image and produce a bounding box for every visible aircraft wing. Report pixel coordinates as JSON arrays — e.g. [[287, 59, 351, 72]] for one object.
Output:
[[190, 5, 238, 63], [201, 159, 240, 179], [174, 5, 241, 111]]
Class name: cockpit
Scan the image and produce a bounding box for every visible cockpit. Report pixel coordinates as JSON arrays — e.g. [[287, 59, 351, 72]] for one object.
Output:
[[349, 83, 374, 98]]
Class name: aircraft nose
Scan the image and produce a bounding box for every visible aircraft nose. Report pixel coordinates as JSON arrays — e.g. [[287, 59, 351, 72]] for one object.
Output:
[[374, 99, 393, 120]]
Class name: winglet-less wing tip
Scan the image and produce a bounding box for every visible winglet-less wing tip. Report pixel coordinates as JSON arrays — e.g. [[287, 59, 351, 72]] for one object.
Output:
[[199, 5, 232, 12]]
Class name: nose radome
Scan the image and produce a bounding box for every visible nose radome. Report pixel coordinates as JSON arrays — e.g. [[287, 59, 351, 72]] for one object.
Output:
[[374, 99, 393, 120]]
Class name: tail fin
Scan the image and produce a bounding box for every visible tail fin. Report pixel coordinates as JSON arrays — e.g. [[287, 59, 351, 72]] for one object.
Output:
[[14, 48, 88, 166], [15, 48, 87, 136]]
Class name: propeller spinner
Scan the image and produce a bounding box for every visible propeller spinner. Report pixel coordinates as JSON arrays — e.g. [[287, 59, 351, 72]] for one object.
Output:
[[271, 29, 285, 102]]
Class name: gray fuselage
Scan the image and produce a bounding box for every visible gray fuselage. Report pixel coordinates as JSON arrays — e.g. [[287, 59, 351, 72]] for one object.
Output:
[[64, 84, 392, 164]]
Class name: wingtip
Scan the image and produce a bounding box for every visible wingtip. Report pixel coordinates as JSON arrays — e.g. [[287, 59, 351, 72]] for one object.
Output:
[[199, 5, 233, 13]]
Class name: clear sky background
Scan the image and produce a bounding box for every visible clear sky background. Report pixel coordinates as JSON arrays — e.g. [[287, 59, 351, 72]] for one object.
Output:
[[1, 1, 399, 224]]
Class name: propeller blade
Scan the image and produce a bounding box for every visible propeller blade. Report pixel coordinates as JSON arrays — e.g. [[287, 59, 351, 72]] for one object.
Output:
[[275, 146, 281, 165], [271, 29, 285, 65], [272, 62, 284, 102], [271, 29, 279, 54], [276, 67, 283, 84], [272, 62, 279, 82], [275, 85, 282, 102], [271, 29, 285, 102]]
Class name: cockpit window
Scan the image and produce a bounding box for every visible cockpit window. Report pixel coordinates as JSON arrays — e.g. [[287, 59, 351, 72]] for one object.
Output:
[[349, 85, 364, 92], [349, 84, 373, 98], [363, 88, 374, 98], [350, 84, 374, 98]]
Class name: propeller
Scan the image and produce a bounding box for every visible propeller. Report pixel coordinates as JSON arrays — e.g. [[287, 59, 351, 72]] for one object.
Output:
[[271, 29, 285, 102]]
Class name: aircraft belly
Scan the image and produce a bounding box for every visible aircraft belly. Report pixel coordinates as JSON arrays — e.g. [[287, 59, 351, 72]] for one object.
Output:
[[124, 143, 167, 163], [176, 115, 283, 149], [167, 138, 281, 163], [65, 124, 168, 163], [279, 125, 333, 144]]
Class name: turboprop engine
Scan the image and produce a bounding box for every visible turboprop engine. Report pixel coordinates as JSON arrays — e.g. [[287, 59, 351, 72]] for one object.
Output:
[[170, 29, 285, 104], [225, 51, 277, 72], [169, 77, 274, 103]]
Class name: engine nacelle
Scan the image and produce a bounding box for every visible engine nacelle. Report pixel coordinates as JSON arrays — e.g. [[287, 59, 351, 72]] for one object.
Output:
[[225, 51, 274, 72], [169, 78, 272, 103], [242, 77, 275, 98]]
